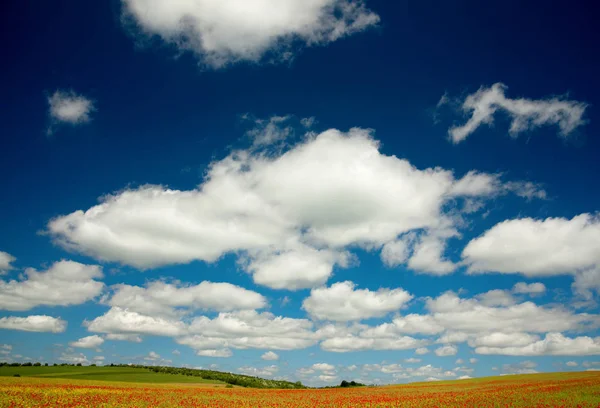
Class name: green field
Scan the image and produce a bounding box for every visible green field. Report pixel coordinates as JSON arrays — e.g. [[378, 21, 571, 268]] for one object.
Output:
[[0, 366, 224, 384]]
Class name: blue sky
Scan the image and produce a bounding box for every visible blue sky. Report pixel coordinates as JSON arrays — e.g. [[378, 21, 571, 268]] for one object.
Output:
[[1, 0, 600, 385]]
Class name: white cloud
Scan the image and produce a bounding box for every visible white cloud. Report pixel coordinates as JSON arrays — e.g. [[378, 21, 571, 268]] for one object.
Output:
[[246, 115, 293, 147], [245, 246, 351, 290], [261, 351, 279, 361], [513, 282, 546, 295], [172, 349, 181, 356], [380, 238, 411, 268], [48, 127, 538, 289], [435, 345, 458, 357], [105, 280, 266, 318], [445, 83, 588, 143], [458, 375, 472, 380], [70, 335, 104, 349], [476, 333, 600, 356], [0, 344, 12, 355], [407, 234, 456, 276], [238, 365, 278, 377], [464, 214, 600, 276], [302, 281, 412, 321], [48, 90, 94, 126], [0, 315, 67, 333], [405, 358, 421, 363], [468, 332, 540, 348], [462, 214, 600, 298], [566, 361, 578, 367], [500, 361, 538, 375], [180, 310, 316, 352], [320, 335, 426, 353], [196, 349, 232, 358], [476, 289, 516, 307], [86, 307, 187, 337], [144, 351, 161, 361], [455, 359, 464, 364], [312, 363, 335, 371], [59, 352, 89, 365], [0, 261, 104, 311], [415, 347, 430, 355], [318, 374, 338, 382], [121, 0, 380, 68], [469, 358, 478, 364], [105, 333, 142, 343], [390, 364, 457, 380], [425, 291, 591, 334], [0, 252, 16, 274]]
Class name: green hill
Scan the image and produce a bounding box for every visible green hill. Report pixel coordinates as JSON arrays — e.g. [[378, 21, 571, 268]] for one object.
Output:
[[0, 363, 305, 389]]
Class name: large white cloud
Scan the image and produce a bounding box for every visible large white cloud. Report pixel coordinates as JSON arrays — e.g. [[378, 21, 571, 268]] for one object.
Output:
[[105, 280, 267, 318], [86, 307, 187, 337], [0, 315, 67, 333], [0, 261, 104, 311], [444, 83, 588, 143], [0, 252, 16, 274], [476, 333, 600, 356], [462, 214, 600, 298], [320, 335, 427, 353], [69, 335, 105, 349], [302, 281, 412, 321], [121, 0, 380, 68], [48, 127, 540, 289], [182, 310, 317, 352]]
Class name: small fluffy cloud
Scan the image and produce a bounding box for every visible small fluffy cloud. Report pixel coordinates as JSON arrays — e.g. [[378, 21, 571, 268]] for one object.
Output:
[[500, 361, 538, 375], [566, 361, 578, 367], [476, 290, 516, 307], [463, 214, 600, 298], [0, 252, 16, 274], [245, 115, 293, 147], [238, 365, 278, 377], [48, 90, 94, 127], [69, 335, 105, 349], [434, 345, 458, 357], [0, 315, 67, 333], [59, 352, 89, 365], [48, 127, 539, 289], [144, 351, 161, 361], [444, 83, 588, 143], [261, 351, 279, 361], [302, 281, 412, 321], [416, 348, 430, 355], [0, 261, 104, 311], [121, 0, 380, 68], [513, 282, 546, 295]]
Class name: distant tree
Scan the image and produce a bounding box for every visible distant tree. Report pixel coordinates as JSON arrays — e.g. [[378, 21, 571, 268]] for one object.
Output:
[[45, 363, 49, 366], [33, 362, 41, 367], [76, 363, 82, 367], [90, 364, 96, 367]]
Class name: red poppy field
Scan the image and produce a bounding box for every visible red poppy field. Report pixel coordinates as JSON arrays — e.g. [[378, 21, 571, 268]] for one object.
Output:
[[1, 371, 600, 407]]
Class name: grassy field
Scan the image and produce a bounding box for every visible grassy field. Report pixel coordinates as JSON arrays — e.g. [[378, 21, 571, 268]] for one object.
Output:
[[0, 365, 223, 384], [0, 371, 599, 407]]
